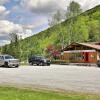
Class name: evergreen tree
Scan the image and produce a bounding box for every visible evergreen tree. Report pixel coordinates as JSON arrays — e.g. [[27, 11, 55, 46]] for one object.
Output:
[[66, 1, 82, 19]]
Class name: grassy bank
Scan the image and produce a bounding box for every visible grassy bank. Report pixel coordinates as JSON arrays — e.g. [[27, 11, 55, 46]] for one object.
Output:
[[0, 87, 100, 100]]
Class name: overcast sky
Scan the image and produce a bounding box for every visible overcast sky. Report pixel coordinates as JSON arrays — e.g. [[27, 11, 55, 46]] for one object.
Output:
[[0, 0, 100, 46]]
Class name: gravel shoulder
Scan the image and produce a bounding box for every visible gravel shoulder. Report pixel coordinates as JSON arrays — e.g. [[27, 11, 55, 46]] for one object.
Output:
[[0, 65, 100, 93]]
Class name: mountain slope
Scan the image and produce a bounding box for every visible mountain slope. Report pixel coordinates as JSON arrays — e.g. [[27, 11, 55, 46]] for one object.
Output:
[[2, 5, 100, 60]]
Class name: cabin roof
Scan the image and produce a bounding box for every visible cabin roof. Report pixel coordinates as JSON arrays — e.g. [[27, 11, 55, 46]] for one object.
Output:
[[79, 42, 100, 50], [63, 42, 100, 51]]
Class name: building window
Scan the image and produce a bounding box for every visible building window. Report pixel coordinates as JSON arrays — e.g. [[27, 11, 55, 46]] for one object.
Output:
[[90, 54, 94, 58]]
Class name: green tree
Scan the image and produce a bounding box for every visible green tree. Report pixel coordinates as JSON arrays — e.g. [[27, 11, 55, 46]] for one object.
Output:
[[9, 33, 19, 43], [66, 1, 82, 44], [8, 33, 20, 58], [72, 17, 89, 42], [88, 20, 100, 41], [48, 10, 62, 27], [66, 1, 82, 19]]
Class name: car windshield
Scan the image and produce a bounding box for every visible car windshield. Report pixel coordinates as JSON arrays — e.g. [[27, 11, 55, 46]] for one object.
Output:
[[5, 55, 14, 59], [37, 56, 45, 59]]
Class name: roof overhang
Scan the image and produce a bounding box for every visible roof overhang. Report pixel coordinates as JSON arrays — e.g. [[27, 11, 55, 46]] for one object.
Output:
[[63, 42, 100, 51]]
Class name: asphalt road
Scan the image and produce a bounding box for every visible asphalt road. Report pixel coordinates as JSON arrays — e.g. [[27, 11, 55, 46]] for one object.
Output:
[[0, 65, 100, 93]]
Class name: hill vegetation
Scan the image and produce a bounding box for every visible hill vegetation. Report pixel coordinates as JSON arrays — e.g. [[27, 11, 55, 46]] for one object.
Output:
[[1, 5, 100, 61]]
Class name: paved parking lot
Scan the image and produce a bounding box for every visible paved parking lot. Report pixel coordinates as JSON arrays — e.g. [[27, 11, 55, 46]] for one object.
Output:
[[0, 65, 100, 93]]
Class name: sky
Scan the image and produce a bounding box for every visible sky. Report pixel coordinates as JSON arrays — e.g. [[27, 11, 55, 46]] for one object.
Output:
[[0, 0, 100, 46]]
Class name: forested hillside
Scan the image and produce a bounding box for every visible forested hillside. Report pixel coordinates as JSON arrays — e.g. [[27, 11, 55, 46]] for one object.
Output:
[[2, 5, 100, 60]]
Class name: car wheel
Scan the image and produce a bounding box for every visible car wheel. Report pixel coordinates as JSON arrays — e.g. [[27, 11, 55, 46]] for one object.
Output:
[[39, 62, 44, 66], [4, 62, 9, 67], [97, 64, 100, 67], [15, 65, 19, 68], [97, 61, 100, 67], [29, 62, 33, 65], [47, 64, 50, 66], [37, 63, 39, 66]]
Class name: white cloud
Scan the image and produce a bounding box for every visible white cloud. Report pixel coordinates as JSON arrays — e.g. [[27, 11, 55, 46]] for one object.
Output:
[[73, 0, 100, 10], [0, 0, 9, 5], [22, 15, 48, 29], [17, 29, 33, 39], [22, 24, 36, 29], [20, 0, 100, 15], [0, 6, 6, 13], [0, 20, 34, 44], [0, 40, 10, 46], [0, 6, 10, 19], [0, 20, 23, 34], [20, 0, 66, 15]]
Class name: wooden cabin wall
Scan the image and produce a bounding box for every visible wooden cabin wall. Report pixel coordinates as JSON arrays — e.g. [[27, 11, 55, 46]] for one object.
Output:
[[88, 52, 97, 63], [97, 51, 100, 61], [61, 51, 97, 63], [61, 52, 84, 63], [60, 53, 69, 62]]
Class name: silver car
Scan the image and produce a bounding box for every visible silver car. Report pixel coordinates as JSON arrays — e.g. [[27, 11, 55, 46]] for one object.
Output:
[[0, 55, 20, 68]]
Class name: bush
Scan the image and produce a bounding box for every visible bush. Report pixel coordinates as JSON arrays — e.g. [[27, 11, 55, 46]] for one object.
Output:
[[51, 60, 69, 64]]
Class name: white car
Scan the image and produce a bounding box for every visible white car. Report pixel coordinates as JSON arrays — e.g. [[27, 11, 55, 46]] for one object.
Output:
[[0, 55, 20, 68]]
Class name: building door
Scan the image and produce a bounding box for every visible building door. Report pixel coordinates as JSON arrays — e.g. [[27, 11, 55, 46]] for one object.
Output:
[[84, 52, 89, 62]]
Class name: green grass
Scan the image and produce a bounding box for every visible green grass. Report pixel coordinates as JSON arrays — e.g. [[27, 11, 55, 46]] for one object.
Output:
[[0, 87, 100, 100]]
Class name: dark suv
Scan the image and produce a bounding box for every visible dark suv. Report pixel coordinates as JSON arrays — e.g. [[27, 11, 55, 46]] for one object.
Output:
[[28, 56, 51, 66]]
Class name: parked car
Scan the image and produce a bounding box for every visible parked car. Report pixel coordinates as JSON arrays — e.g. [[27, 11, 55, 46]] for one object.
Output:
[[0, 54, 20, 68], [97, 60, 100, 67], [28, 55, 51, 66]]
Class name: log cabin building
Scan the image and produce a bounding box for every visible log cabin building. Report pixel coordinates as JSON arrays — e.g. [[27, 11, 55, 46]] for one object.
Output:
[[60, 42, 100, 64]]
